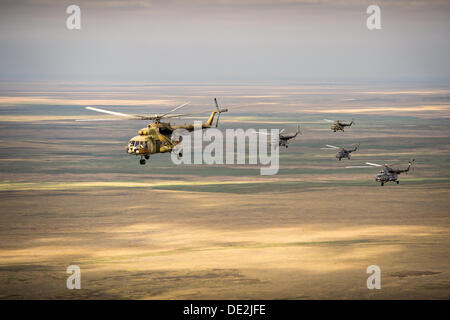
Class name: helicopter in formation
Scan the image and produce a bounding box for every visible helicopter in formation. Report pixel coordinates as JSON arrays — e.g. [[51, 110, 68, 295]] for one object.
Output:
[[257, 125, 302, 148], [346, 159, 415, 186], [278, 125, 302, 148], [321, 143, 360, 160], [77, 100, 417, 184], [324, 119, 355, 132], [79, 98, 227, 165]]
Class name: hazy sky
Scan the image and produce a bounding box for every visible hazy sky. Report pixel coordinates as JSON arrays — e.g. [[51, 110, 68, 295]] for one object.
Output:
[[0, 0, 449, 82]]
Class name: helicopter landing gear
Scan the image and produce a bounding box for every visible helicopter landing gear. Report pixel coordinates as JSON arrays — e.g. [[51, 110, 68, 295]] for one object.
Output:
[[172, 148, 183, 160], [285, 145, 288, 148], [381, 182, 384, 186], [145, 155, 149, 160], [139, 158, 146, 165], [338, 158, 341, 161], [396, 181, 399, 184]]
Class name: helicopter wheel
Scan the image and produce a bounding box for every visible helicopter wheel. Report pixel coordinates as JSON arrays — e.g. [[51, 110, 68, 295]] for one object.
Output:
[[381, 182, 384, 186], [286, 145, 288, 148], [139, 158, 146, 165], [397, 181, 399, 184], [338, 158, 341, 161], [145, 155, 149, 160]]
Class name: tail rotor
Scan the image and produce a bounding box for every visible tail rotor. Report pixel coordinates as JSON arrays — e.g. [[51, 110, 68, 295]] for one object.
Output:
[[408, 159, 416, 174], [214, 98, 228, 127]]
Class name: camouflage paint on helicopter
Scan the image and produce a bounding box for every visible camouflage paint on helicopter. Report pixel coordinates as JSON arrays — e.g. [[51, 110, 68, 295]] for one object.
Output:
[[255, 125, 302, 148], [79, 99, 227, 165], [321, 143, 360, 160], [347, 159, 415, 186], [324, 119, 355, 132]]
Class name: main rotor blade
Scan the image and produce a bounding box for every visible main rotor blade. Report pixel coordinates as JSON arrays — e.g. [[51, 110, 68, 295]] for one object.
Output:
[[159, 102, 190, 118], [365, 162, 382, 167], [345, 165, 374, 168], [86, 106, 137, 118], [158, 110, 215, 119], [323, 119, 335, 123], [325, 144, 340, 149], [76, 118, 140, 122], [159, 105, 230, 120], [251, 130, 283, 137]]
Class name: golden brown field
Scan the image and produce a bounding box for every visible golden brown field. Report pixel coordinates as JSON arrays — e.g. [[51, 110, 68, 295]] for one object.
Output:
[[0, 82, 449, 299]]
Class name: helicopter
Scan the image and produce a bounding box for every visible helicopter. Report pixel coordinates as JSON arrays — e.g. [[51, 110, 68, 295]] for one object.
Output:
[[346, 159, 415, 186], [321, 143, 360, 160], [78, 98, 227, 165], [324, 119, 354, 132], [278, 125, 302, 148], [256, 125, 302, 148]]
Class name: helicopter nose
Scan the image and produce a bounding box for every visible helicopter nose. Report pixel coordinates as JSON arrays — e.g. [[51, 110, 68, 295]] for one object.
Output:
[[126, 145, 136, 154]]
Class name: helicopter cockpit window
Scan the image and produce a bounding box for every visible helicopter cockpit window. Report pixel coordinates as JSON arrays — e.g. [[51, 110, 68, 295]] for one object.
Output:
[[136, 141, 146, 148]]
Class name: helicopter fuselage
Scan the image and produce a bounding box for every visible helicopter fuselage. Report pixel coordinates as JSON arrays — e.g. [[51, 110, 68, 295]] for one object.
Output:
[[331, 121, 353, 132], [126, 108, 224, 165], [127, 122, 177, 157], [336, 149, 351, 160], [375, 164, 411, 185], [279, 133, 297, 147], [336, 145, 359, 160], [375, 170, 399, 185]]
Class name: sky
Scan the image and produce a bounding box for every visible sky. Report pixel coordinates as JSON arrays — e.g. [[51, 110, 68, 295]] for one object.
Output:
[[0, 0, 449, 83]]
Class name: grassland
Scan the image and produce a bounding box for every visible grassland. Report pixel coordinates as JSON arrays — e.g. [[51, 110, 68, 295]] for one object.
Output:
[[0, 82, 449, 299]]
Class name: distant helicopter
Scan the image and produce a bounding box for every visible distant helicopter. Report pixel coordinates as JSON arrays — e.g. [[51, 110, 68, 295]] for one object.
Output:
[[78, 98, 227, 165], [321, 143, 360, 160], [324, 119, 354, 132], [256, 125, 302, 148], [347, 159, 415, 186], [279, 125, 302, 148]]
